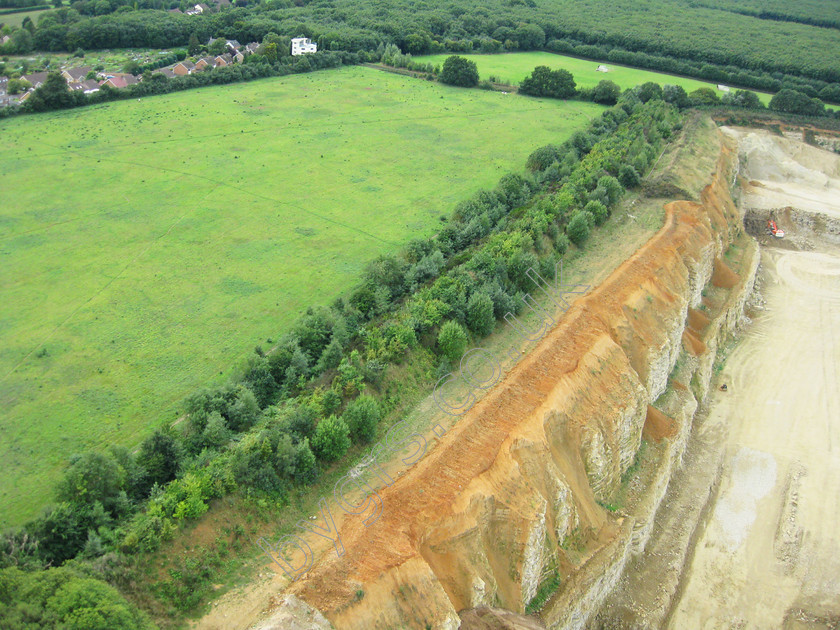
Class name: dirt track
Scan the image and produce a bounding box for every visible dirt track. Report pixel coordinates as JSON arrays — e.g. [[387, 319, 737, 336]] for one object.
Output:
[[667, 245, 840, 628]]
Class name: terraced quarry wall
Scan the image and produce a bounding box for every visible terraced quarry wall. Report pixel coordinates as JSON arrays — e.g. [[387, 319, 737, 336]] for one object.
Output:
[[253, 119, 760, 630]]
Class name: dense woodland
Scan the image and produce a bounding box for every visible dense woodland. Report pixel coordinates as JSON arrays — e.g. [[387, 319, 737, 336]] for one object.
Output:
[[2, 0, 840, 89]]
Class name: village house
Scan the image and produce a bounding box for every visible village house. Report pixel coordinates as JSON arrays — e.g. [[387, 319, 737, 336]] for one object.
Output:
[[20, 72, 48, 89], [153, 67, 178, 79], [173, 60, 196, 76], [100, 75, 138, 89], [194, 56, 216, 71], [214, 53, 233, 67], [244, 42, 260, 55], [291, 37, 317, 55], [61, 66, 93, 83], [69, 79, 101, 94], [186, 3, 210, 14]]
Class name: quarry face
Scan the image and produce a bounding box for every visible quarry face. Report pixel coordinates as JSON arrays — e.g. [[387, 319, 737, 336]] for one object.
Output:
[[195, 119, 840, 630]]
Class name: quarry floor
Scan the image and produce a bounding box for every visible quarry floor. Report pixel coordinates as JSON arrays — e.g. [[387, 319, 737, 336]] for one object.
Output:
[[604, 243, 840, 630], [673, 244, 840, 628]]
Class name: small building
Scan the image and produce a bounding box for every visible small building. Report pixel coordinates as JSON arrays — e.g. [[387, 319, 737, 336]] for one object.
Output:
[[69, 79, 101, 94], [596, 64, 609, 73], [291, 37, 317, 56], [20, 72, 48, 89], [244, 42, 260, 55], [100, 75, 137, 89], [194, 57, 216, 71], [172, 61, 195, 76], [214, 53, 233, 67], [62, 66, 93, 83], [1, 35, 11, 45], [153, 68, 178, 79], [717, 84, 731, 93], [225, 39, 241, 52]]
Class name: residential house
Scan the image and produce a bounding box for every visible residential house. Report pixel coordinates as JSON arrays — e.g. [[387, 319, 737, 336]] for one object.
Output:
[[186, 3, 209, 14], [233, 51, 245, 63], [225, 39, 241, 52], [69, 79, 100, 94], [291, 37, 317, 55], [596, 64, 609, 72], [244, 42, 260, 55], [213, 53, 233, 67], [21, 72, 48, 89], [100, 75, 137, 89], [194, 56, 216, 71], [153, 67, 178, 79], [62, 66, 93, 83], [172, 60, 195, 76]]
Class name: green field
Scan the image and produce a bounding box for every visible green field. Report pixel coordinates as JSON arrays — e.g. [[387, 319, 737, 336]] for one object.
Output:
[[416, 52, 774, 105], [0, 7, 49, 28], [0, 65, 603, 527]]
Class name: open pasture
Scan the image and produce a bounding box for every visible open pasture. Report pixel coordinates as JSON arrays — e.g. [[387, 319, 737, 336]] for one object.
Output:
[[0, 65, 603, 526], [417, 52, 774, 105]]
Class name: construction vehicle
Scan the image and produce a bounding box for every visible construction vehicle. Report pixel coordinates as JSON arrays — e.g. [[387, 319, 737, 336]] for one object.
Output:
[[767, 219, 785, 238]]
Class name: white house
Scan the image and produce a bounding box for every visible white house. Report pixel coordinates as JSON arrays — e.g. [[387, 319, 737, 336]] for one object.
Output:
[[596, 64, 609, 72], [291, 37, 317, 56]]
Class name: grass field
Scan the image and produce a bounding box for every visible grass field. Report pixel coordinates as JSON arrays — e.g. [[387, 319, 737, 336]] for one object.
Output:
[[0, 7, 49, 27], [0, 65, 603, 527], [416, 52, 774, 106]]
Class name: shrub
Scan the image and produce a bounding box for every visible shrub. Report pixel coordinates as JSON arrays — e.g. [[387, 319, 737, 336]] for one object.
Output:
[[618, 164, 642, 188], [466, 291, 495, 336], [584, 200, 609, 226], [439, 55, 479, 87], [342, 394, 381, 444], [437, 320, 468, 363], [637, 82, 663, 103], [592, 79, 620, 105], [566, 212, 591, 246], [519, 66, 576, 98], [311, 415, 351, 462]]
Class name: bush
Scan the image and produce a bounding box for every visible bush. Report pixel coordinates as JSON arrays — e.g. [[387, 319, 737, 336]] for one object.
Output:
[[584, 200, 609, 226], [618, 164, 642, 188], [637, 82, 663, 103], [527, 144, 563, 171], [592, 79, 620, 105], [519, 66, 576, 99], [566, 212, 591, 246], [311, 415, 351, 462], [439, 55, 479, 87], [437, 320, 468, 363], [342, 395, 381, 444], [466, 291, 495, 336]]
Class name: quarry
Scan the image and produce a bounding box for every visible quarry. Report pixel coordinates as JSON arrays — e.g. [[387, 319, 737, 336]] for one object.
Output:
[[190, 114, 840, 630]]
